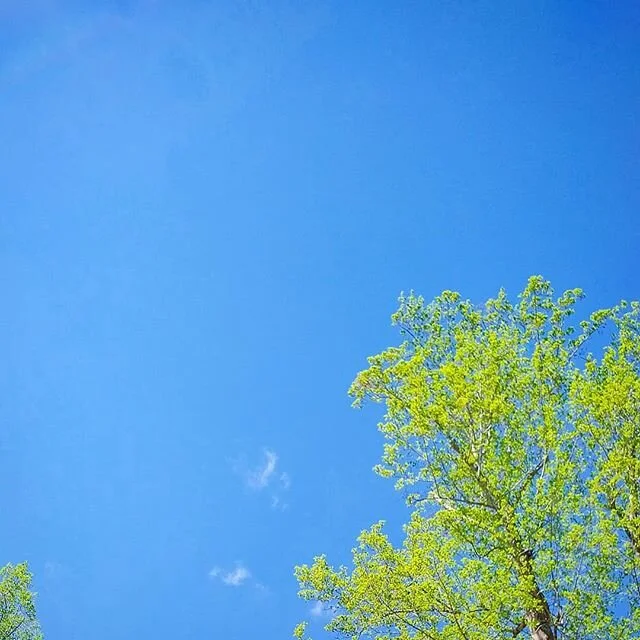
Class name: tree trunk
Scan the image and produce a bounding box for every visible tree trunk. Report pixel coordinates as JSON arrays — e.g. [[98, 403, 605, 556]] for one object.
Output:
[[526, 611, 556, 640], [504, 516, 556, 640], [530, 626, 555, 640]]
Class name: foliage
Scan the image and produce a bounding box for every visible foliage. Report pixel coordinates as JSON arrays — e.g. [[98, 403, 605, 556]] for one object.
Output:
[[295, 277, 640, 640], [0, 563, 42, 640]]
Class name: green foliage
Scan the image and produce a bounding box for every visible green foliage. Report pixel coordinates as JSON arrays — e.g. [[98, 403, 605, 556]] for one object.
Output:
[[0, 563, 42, 640], [295, 277, 640, 640]]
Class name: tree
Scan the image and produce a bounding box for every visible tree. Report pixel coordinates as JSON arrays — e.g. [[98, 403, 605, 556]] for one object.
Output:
[[0, 563, 42, 640], [295, 277, 640, 640]]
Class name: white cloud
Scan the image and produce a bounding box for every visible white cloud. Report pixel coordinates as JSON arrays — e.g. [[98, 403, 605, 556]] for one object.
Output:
[[254, 581, 270, 596], [209, 564, 251, 587], [222, 565, 251, 586], [270, 495, 288, 511], [269, 470, 291, 509], [279, 471, 291, 490], [235, 448, 292, 510], [310, 601, 330, 617], [246, 449, 278, 490]]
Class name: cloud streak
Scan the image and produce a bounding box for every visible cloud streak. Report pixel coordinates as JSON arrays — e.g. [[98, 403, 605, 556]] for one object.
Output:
[[246, 449, 278, 490], [237, 449, 292, 509]]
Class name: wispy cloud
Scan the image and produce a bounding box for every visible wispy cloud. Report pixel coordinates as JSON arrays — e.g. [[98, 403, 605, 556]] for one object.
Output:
[[310, 601, 331, 618], [236, 448, 292, 509], [279, 471, 291, 490], [246, 449, 278, 490], [209, 564, 251, 587], [270, 495, 288, 511], [222, 565, 251, 586]]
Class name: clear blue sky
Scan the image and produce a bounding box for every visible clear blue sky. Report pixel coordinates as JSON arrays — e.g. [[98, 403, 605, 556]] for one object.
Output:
[[1, 2, 638, 639]]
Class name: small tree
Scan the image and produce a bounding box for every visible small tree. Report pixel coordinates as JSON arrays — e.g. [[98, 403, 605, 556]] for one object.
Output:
[[296, 277, 640, 640], [0, 563, 42, 640]]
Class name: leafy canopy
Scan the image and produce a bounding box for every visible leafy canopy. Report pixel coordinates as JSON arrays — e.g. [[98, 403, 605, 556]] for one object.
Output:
[[0, 563, 42, 640], [295, 276, 640, 640]]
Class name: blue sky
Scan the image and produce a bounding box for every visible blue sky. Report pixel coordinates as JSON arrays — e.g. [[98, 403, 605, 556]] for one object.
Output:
[[1, 2, 638, 639]]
